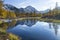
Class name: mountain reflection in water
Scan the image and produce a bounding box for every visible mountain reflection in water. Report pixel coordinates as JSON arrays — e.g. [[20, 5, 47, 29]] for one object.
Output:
[[1, 19, 60, 40], [15, 19, 37, 27]]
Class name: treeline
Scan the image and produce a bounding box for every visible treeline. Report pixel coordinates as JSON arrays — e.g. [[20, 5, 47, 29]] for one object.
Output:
[[0, 0, 60, 20], [0, 0, 16, 19], [16, 12, 42, 18], [41, 9, 60, 20]]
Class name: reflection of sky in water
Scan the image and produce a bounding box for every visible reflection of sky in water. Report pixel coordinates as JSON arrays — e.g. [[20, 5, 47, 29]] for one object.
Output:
[[57, 29, 60, 40], [7, 21, 58, 40]]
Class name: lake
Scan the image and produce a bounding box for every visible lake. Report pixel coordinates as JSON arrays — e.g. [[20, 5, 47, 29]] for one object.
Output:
[[6, 19, 60, 40]]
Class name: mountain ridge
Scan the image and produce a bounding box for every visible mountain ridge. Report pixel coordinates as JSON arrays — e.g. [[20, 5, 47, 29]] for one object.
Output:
[[3, 4, 55, 14]]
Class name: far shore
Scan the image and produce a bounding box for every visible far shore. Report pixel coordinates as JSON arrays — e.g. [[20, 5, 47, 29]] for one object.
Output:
[[0, 17, 60, 23]]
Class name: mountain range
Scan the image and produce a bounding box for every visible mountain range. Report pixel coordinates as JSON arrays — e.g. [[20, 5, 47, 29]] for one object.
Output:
[[3, 4, 51, 14]]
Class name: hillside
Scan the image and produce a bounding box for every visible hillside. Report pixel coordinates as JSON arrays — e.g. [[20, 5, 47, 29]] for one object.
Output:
[[0, 0, 60, 20]]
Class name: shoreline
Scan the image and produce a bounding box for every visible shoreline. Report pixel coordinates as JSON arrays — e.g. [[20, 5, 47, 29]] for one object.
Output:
[[0, 18, 60, 23]]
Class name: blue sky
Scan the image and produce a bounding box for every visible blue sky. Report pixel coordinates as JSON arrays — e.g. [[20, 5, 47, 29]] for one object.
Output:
[[4, 0, 60, 11]]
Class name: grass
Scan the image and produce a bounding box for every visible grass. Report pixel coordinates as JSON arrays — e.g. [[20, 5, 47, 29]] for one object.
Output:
[[8, 33, 22, 40], [0, 28, 21, 40], [0, 28, 6, 33], [0, 21, 3, 24]]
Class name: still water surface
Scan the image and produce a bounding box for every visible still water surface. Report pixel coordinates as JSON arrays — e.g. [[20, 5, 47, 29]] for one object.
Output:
[[7, 19, 60, 40]]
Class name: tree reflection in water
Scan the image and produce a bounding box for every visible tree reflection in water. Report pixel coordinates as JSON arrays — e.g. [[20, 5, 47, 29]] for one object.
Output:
[[53, 23, 58, 35], [49, 23, 52, 29], [49, 23, 59, 35]]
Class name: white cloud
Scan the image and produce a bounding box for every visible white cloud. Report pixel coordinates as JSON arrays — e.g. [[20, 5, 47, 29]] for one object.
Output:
[[51, 0, 60, 2], [13, 0, 60, 10]]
